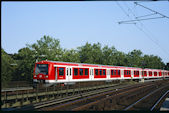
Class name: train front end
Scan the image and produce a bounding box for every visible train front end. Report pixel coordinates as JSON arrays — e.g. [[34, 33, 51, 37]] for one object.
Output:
[[33, 61, 53, 87]]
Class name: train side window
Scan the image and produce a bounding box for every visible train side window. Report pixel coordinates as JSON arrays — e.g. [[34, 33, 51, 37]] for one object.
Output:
[[149, 71, 152, 76], [137, 71, 139, 75], [111, 70, 113, 75], [118, 70, 120, 75], [115, 70, 117, 75], [79, 69, 83, 76], [103, 69, 106, 75], [159, 72, 161, 76], [154, 72, 157, 76], [74, 68, 78, 76], [85, 69, 89, 76], [124, 70, 126, 75], [144, 71, 147, 76], [99, 69, 102, 75], [95, 69, 98, 75], [59, 68, 64, 76]]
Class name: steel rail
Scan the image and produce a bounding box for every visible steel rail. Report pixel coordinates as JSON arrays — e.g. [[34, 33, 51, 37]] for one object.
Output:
[[72, 83, 155, 111], [151, 90, 169, 111], [35, 83, 138, 110], [16, 83, 127, 110], [124, 85, 169, 110]]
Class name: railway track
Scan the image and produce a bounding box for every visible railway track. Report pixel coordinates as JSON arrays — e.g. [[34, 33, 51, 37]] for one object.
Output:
[[14, 82, 137, 110], [1, 81, 119, 108], [2, 81, 133, 110], [124, 86, 169, 110], [2, 79, 168, 111], [151, 90, 169, 111], [34, 80, 169, 111]]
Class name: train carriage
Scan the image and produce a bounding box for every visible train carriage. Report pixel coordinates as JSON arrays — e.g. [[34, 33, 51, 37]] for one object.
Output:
[[33, 60, 169, 86]]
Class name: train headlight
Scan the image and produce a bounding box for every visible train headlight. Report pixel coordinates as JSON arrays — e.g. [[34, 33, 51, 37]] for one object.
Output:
[[34, 75, 37, 77], [45, 75, 48, 78]]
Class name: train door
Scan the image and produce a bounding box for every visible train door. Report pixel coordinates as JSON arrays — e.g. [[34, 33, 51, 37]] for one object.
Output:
[[66, 67, 71, 82], [55, 67, 66, 80], [121, 69, 124, 79], [107, 69, 110, 79]]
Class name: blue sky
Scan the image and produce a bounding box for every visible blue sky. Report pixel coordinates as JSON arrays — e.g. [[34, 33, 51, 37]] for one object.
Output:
[[2, 1, 169, 63]]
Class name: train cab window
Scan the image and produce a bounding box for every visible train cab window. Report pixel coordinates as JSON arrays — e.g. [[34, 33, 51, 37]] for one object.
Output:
[[35, 64, 48, 75], [99, 69, 102, 75], [74, 68, 78, 76], [79, 69, 83, 76], [95, 69, 98, 75], [85, 69, 89, 76], [59, 68, 64, 76], [103, 69, 106, 75]]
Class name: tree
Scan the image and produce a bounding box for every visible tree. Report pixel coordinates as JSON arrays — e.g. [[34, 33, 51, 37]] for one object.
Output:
[[11, 47, 35, 82], [77, 42, 94, 63], [27, 35, 63, 61], [61, 49, 80, 62], [142, 54, 165, 69], [1, 48, 15, 87], [102, 45, 117, 65], [77, 42, 103, 64], [127, 49, 143, 67]]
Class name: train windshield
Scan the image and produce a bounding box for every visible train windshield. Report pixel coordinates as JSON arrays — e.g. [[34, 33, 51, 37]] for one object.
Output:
[[35, 64, 48, 75]]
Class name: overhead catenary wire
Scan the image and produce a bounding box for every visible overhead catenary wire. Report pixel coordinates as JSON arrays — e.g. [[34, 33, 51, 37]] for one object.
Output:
[[118, 16, 164, 24], [135, 13, 157, 19], [116, 1, 169, 57], [134, 2, 169, 19], [123, 2, 169, 56]]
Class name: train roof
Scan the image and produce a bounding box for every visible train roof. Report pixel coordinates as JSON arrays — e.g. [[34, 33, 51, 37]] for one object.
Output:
[[36, 60, 143, 70], [36, 60, 168, 71]]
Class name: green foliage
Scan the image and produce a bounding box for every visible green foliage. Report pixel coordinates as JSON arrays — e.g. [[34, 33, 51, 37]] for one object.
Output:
[[142, 55, 165, 69], [11, 47, 35, 82], [1, 48, 15, 87], [61, 49, 80, 62], [27, 35, 63, 61], [127, 49, 143, 67]]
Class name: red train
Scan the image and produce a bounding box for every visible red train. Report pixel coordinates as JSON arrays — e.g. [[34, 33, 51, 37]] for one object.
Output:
[[33, 60, 169, 86]]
